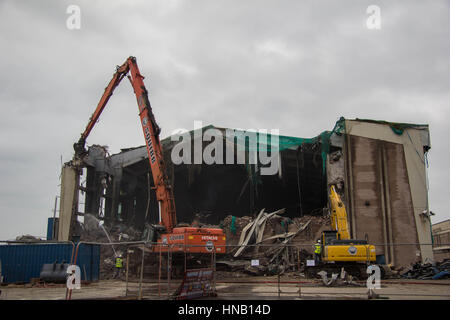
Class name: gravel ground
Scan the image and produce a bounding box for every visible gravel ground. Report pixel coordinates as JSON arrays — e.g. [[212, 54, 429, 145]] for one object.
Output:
[[1, 278, 449, 300]]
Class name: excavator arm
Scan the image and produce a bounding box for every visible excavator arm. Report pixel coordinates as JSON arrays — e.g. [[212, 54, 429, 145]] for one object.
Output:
[[329, 185, 351, 240], [74, 56, 176, 232], [74, 61, 131, 156]]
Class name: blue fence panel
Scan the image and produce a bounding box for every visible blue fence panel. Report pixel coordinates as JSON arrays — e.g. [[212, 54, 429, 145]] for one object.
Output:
[[46, 218, 58, 240], [0, 243, 100, 284], [77, 243, 100, 282]]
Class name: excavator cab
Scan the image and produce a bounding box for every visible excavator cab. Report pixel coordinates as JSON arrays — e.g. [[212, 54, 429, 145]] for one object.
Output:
[[142, 224, 167, 243], [321, 230, 369, 246], [321, 230, 339, 246]]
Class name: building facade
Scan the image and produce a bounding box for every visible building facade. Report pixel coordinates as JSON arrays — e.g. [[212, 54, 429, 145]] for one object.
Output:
[[57, 118, 433, 267]]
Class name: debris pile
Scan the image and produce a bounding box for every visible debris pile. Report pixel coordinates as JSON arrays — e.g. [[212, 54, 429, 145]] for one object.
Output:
[[400, 259, 450, 280], [221, 215, 253, 246], [15, 234, 43, 242], [218, 209, 330, 276], [80, 214, 143, 279], [290, 214, 330, 244], [317, 268, 363, 287], [78, 211, 332, 279]]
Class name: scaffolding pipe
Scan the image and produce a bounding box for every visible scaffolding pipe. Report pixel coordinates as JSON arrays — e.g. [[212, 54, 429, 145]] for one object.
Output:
[[167, 245, 171, 298], [125, 247, 130, 296], [158, 245, 162, 297], [139, 243, 144, 300], [378, 146, 390, 264], [382, 146, 395, 266]]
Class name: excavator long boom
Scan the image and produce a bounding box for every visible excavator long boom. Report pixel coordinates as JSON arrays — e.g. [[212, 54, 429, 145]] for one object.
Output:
[[329, 185, 350, 240], [74, 56, 177, 232]]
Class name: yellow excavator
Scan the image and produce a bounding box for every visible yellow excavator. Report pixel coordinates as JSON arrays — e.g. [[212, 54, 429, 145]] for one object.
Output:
[[308, 185, 377, 278]]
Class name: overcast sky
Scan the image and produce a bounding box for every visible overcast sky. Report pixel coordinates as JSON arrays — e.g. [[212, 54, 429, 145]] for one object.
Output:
[[0, 0, 449, 239]]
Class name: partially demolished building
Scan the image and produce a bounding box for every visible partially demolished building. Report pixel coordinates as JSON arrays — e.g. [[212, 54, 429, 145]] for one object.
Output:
[[57, 117, 433, 267]]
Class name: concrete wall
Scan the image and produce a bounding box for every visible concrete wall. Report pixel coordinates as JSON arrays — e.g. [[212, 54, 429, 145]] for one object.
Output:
[[343, 120, 433, 266], [432, 219, 450, 233], [433, 249, 450, 261], [57, 164, 79, 241], [432, 219, 450, 261]]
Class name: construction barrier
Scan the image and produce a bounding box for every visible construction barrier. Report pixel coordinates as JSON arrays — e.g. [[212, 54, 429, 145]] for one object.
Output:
[[57, 241, 449, 300], [173, 268, 215, 299], [1, 240, 448, 300]]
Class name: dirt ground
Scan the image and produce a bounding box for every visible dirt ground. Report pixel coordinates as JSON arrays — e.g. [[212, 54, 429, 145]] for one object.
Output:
[[1, 277, 449, 300]]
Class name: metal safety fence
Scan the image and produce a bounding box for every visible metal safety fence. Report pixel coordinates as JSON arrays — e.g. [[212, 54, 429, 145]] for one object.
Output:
[[0, 240, 449, 300], [63, 241, 450, 300]]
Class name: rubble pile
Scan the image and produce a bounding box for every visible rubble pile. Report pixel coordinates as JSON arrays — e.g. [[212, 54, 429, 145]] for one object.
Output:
[[15, 234, 43, 242], [290, 215, 330, 245], [317, 268, 363, 287], [217, 209, 331, 276], [221, 213, 330, 248], [80, 214, 143, 279], [77, 211, 332, 279], [221, 215, 253, 246], [400, 259, 450, 280]]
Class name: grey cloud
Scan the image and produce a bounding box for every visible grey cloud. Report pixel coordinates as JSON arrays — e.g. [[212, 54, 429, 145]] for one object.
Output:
[[0, 0, 449, 239]]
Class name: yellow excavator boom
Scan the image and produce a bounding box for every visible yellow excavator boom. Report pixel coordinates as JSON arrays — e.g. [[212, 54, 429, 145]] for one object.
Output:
[[329, 185, 351, 240]]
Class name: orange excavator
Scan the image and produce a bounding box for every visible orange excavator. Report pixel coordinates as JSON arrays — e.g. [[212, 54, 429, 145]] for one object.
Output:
[[74, 56, 226, 255]]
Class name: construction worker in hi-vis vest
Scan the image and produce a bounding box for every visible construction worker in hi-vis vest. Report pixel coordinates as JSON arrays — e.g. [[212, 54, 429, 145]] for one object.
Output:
[[314, 240, 322, 264], [115, 254, 123, 278]]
